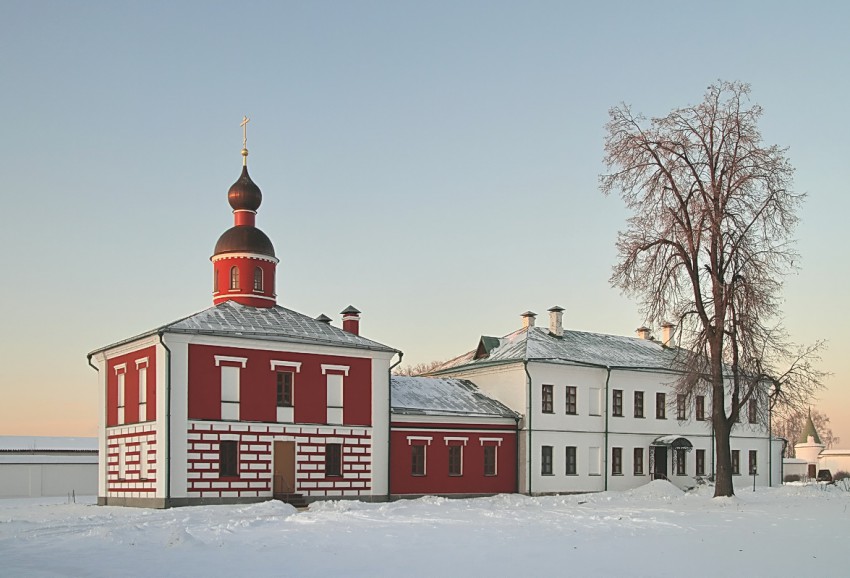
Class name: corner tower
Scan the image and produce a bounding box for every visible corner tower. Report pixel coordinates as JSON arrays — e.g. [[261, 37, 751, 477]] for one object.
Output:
[[211, 117, 278, 307]]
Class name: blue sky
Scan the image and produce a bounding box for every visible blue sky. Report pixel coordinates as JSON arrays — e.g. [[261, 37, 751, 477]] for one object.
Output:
[[1, 1, 848, 442]]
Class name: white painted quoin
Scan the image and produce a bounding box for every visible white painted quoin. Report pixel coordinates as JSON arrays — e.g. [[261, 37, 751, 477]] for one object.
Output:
[[429, 308, 784, 494]]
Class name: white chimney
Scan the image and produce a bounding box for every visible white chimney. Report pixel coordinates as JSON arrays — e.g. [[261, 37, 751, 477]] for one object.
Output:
[[636, 326, 651, 340], [521, 311, 537, 329], [548, 306, 564, 337], [661, 322, 676, 347]]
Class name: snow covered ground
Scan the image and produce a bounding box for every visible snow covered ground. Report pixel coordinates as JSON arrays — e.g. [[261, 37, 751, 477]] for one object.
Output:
[[1, 481, 846, 577]]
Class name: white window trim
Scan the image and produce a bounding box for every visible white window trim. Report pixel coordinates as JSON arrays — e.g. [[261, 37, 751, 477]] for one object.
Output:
[[270, 360, 302, 372], [134, 357, 149, 369], [215, 355, 248, 368], [444, 437, 469, 446], [321, 364, 350, 376], [479, 437, 504, 446], [113, 363, 127, 374], [406, 436, 432, 445]]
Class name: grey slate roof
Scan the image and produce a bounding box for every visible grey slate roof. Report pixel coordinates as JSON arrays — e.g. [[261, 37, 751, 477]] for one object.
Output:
[[90, 300, 398, 356], [391, 376, 520, 419], [432, 326, 685, 374]]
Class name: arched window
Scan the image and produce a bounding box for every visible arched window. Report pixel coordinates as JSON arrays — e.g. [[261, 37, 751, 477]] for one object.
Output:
[[253, 267, 263, 291], [230, 266, 239, 290]]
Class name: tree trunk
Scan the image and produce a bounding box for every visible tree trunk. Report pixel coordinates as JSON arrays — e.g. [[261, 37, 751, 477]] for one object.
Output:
[[713, 406, 734, 497]]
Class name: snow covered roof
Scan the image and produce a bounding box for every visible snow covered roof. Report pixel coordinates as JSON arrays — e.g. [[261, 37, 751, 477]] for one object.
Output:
[[433, 326, 685, 374], [0, 436, 98, 452], [90, 300, 398, 356], [391, 376, 519, 419]]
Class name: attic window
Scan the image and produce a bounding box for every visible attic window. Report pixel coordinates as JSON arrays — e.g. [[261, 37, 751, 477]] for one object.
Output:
[[473, 336, 500, 360]]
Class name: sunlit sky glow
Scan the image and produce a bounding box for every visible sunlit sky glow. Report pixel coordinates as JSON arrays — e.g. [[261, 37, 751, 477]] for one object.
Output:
[[1, 1, 848, 443]]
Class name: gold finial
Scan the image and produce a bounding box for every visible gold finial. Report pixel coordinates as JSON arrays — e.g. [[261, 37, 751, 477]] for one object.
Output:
[[240, 115, 250, 166]]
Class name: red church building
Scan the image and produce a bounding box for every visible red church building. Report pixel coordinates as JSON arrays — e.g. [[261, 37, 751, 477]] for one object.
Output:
[[88, 132, 518, 507]]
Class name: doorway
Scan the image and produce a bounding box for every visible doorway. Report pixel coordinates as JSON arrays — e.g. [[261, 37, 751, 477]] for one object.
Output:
[[652, 446, 668, 480], [273, 440, 296, 494]]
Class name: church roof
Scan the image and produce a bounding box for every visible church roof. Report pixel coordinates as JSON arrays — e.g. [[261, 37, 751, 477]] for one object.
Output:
[[391, 376, 519, 419], [798, 411, 822, 445], [89, 300, 398, 356], [431, 325, 684, 374]]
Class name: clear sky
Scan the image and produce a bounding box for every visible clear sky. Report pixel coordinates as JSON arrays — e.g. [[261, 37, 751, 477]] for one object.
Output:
[[1, 1, 848, 443]]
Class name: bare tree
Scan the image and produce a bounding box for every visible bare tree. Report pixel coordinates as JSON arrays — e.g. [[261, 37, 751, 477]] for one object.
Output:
[[600, 81, 825, 497], [393, 360, 446, 376], [773, 408, 839, 457]]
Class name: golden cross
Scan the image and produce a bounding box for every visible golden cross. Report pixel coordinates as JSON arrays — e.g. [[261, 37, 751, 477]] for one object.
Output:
[[240, 116, 250, 149]]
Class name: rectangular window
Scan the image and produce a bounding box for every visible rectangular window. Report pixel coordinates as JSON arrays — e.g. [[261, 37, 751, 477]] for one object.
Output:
[[748, 399, 758, 424], [448, 445, 463, 476], [634, 391, 644, 418], [612, 389, 623, 417], [483, 445, 497, 476], [411, 445, 425, 476], [326, 372, 344, 425], [565, 446, 577, 475], [220, 365, 240, 420], [656, 392, 666, 419], [117, 372, 126, 425], [695, 395, 705, 421], [731, 450, 740, 475], [696, 449, 706, 476], [541, 446, 553, 475], [675, 448, 687, 475], [542, 384, 554, 413], [277, 371, 293, 407], [677, 394, 686, 420], [139, 441, 148, 480], [588, 446, 601, 476], [219, 440, 238, 477], [634, 448, 644, 476], [588, 387, 601, 416], [749, 450, 757, 475], [325, 443, 342, 477], [566, 386, 577, 415], [138, 366, 147, 422], [612, 447, 623, 476]]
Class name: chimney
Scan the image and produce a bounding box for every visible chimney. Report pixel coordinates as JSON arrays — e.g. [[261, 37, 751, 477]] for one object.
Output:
[[661, 322, 676, 347], [636, 326, 651, 340], [548, 306, 564, 337], [341, 305, 361, 335], [521, 310, 537, 329]]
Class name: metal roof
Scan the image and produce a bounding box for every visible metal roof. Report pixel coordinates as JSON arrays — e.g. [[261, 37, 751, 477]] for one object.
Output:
[[90, 300, 399, 356], [391, 376, 520, 419], [433, 326, 685, 373]]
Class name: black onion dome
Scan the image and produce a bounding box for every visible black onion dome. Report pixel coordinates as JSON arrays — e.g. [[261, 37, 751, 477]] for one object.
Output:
[[228, 166, 262, 211], [214, 226, 276, 257]]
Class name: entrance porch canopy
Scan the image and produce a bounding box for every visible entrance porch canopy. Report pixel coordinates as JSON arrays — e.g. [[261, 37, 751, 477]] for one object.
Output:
[[651, 435, 693, 450]]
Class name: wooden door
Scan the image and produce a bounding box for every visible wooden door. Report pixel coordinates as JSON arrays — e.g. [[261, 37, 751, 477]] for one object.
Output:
[[273, 441, 296, 494], [653, 447, 668, 479]]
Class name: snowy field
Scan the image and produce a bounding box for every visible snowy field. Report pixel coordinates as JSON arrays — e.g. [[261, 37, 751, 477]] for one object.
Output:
[[1, 482, 846, 578]]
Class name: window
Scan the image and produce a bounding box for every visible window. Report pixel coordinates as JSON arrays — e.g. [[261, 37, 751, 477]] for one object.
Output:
[[253, 267, 263, 291], [325, 443, 342, 477], [541, 446, 553, 475], [677, 394, 686, 420], [214, 270, 219, 293], [138, 366, 147, 422], [483, 446, 497, 476], [695, 449, 706, 476], [118, 444, 126, 480], [749, 450, 757, 475], [612, 389, 623, 417], [675, 448, 687, 475], [634, 391, 644, 418], [588, 446, 601, 476], [219, 440, 238, 477], [542, 384, 554, 413], [448, 445, 463, 476], [229, 266, 239, 290], [565, 386, 577, 415], [655, 392, 666, 419], [731, 450, 740, 475], [695, 395, 705, 421], [612, 447, 623, 475], [565, 446, 577, 475], [748, 399, 758, 424], [139, 441, 148, 480], [588, 387, 601, 416], [220, 365, 241, 420], [411, 445, 426, 476], [276, 371, 293, 407], [634, 448, 644, 475]]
